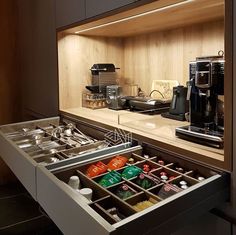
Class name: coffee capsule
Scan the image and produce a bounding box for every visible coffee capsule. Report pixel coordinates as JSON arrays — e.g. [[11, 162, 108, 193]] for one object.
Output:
[[157, 160, 165, 165], [175, 167, 184, 173], [197, 176, 205, 181], [169, 176, 175, 181], [160, 171, 167, 176], [128, 158, 135, 164], [68, 176, 80, 190], [181, 185, 189, 190], [179, 180, 187, 185], [161, 175, 168, 181], [79, 188, 93, 201]]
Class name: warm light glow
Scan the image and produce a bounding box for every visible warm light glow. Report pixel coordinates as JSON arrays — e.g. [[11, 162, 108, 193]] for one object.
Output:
[[75, 0, 194, 34]]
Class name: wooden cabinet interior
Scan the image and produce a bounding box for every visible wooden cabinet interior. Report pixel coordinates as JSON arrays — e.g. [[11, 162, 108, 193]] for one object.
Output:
[[57, 0, 232, 171], [58, 20, 224, 109], [64, 0, 224, 37]]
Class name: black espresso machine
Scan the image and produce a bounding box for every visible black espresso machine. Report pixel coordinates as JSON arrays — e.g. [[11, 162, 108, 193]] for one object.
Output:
[[176, 52, 224, 148]]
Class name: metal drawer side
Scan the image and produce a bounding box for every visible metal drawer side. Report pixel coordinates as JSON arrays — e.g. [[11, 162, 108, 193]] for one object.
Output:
[[48, 145, 142, 172], [0, 131, 37, 199], [37, 166, 116, 235], [0, 117, 60, 133], [46, 142, 133, 171]]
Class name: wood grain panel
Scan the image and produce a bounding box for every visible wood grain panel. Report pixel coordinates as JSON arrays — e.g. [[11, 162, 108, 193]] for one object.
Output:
[[57, 5, 227, 170], [123, 20, 224, 94], [58, 33, 124, 110], [0, 0, 21, 125], [59, 20, 224, 106], [64, 0, 224, 38], [74, 0, 224, 37], [61, 107, 226, 169]]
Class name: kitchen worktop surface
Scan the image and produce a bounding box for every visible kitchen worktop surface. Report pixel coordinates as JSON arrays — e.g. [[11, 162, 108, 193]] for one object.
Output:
[[61, 107, 224, 165]]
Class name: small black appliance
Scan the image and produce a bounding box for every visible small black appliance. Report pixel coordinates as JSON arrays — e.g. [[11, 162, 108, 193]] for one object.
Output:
[[122, 96, 171, 115], [106, 85, 126, 110], [161, 85, 189, 121]]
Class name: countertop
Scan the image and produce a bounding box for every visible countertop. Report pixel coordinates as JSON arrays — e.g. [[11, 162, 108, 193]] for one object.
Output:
[[60, 107, 224, 167]]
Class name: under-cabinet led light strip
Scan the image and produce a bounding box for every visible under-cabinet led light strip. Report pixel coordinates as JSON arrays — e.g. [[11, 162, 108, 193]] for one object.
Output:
[[75, 0, 195, 34]]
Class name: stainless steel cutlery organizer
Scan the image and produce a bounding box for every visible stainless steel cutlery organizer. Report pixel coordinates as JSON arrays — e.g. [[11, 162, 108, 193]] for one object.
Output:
[[0, 117, 130, 198]]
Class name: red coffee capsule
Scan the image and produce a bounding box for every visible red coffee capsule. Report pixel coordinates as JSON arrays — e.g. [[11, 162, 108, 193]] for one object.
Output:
[[169, 176, 175, 180], [158, 160, 165, 165], [143, 164, 150, 172], [160, 171, 167, 176], [139, 173, 145, 179]]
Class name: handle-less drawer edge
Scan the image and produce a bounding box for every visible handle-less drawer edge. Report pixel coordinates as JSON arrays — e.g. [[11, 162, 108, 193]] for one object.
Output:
[[37, 163, 229, 235]]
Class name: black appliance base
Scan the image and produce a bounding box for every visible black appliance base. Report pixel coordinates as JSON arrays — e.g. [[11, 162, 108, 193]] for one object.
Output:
[[175, 125, 224, 149], [161, 112, 186, 121]]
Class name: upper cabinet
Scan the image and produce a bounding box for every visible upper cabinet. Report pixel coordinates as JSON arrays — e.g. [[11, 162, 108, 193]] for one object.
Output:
[[55, 0, 86, 28], [57, 0, 233, 171], [18, 0, 59, 119], [85, 0, 136, 18]]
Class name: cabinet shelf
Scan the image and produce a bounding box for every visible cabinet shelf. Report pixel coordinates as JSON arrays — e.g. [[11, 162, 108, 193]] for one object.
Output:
[[63, 0, 224, 37]]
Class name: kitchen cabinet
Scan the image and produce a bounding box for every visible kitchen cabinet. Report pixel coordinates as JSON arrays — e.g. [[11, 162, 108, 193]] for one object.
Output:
[[0, 117, 131, 199], [1, 0, 235, 234], [52, 0, 235, 231], [0, 116, 229, 235], [17, 0, 58, 119], [55, 0, 85, 29], [85, 0, 136, 18], [59, 0, 230, 171], [0, 1, 21, 125]]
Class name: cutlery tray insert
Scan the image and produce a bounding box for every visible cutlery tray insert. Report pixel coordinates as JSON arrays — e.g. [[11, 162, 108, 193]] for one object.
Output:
[[2, 121, 110, 166]]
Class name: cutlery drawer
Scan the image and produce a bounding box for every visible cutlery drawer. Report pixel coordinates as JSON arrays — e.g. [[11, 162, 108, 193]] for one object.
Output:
[[0, 116, 131, 199]]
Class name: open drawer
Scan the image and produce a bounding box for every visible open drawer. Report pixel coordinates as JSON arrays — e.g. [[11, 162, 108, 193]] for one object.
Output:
[[36, 145, 229, 235], [0, 116, 131, 199], [0, 117, 60, 198]]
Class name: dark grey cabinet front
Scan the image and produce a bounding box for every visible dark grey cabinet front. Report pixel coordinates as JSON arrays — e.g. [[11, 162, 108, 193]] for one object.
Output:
[[56, 0, 85, 28], [85, 0, 135, 18]]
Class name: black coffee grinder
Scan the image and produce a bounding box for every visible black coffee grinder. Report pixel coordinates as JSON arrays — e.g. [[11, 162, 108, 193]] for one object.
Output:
[[176, 52, 224, 148]]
